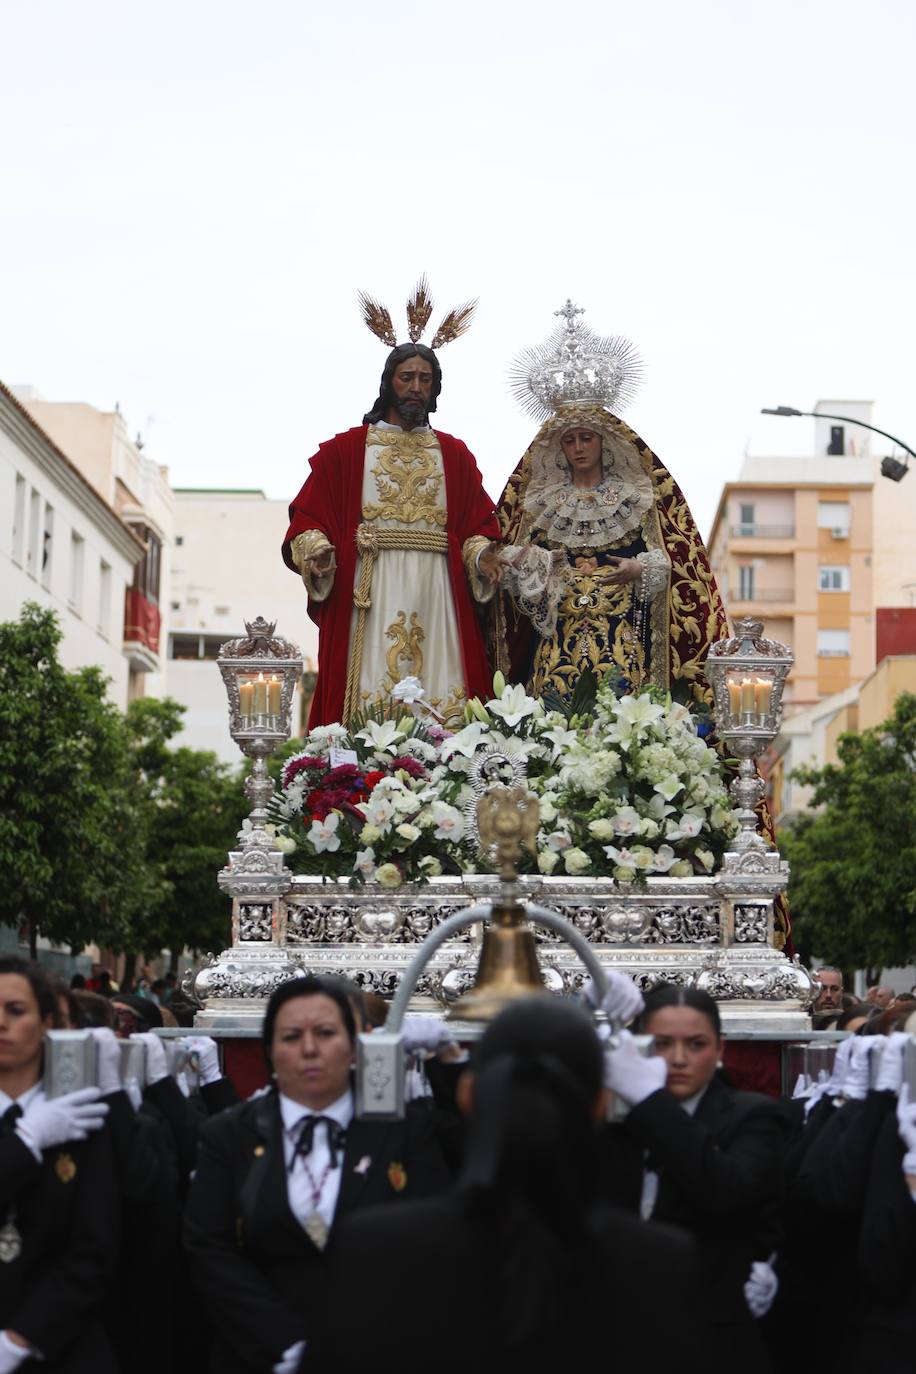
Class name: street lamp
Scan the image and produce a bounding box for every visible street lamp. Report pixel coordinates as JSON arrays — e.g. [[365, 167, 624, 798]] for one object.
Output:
[[761, 406, 916, 482]]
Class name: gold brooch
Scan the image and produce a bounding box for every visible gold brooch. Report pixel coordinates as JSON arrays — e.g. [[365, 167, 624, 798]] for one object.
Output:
[[55, 1152, 77, 1184], [387, 1161, 407, 1193]]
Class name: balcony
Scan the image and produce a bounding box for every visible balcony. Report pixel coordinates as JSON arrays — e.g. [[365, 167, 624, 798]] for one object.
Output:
[[742, 588, 794, 603], [729, 524, 795, 539], [123, 587, 161, 673]]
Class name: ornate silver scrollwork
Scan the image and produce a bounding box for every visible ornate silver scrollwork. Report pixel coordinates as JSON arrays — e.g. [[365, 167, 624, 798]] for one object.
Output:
[[734, 905, 768, 944]]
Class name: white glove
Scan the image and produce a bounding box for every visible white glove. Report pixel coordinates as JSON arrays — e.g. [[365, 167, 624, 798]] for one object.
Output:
[[583, 971, 645, 1026], [791, 1073, 812, 1099], [825, 1038, 855, 1097], [400, 1016, 456, 1055], [273, 1339, 306, 1374], [843, 1038, 874, 1101], [91, 1027, 123, 1095], [0, 1333, 30, 1373], [184, 1036, 222, 1086], [803, 1070, 831, 1118], [16, 1088, 109, 1159], [133, 1032, 168, 1085], [875, 1032, 910, 1094], [896, 1082, 916, 1177], [602, 1029, 668, 1106], [124, 1078, 143, 1112], [744, 1260, 779, 1318]]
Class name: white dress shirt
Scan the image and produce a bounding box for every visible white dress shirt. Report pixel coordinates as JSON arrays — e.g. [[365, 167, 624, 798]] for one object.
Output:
[[640, 1082, 709, 1220], [279, 1090, 354, 1231]]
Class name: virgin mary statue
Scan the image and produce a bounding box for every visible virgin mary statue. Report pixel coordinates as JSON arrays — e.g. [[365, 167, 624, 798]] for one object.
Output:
[[495, 302, 728, 709]]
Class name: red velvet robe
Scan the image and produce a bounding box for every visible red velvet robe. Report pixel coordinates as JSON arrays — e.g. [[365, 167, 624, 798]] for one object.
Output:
[[283, 425, 500, 727]]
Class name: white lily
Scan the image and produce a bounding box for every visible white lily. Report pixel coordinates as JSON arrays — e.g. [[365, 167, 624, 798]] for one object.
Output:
[[488, 683, 538, 728], [354, 719, 407, 753], [440, 721, 489, 760], [653, 775, 684, 801]]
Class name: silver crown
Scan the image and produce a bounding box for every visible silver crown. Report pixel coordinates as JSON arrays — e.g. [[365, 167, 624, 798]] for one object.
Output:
[[509, 300, 644, 421]]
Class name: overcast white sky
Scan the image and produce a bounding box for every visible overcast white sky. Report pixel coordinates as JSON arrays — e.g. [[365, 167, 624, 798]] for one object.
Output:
[[2, 0, 914, 536]]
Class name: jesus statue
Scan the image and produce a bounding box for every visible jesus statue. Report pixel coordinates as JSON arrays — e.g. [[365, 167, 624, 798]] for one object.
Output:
[[282, 282, 502, 727]]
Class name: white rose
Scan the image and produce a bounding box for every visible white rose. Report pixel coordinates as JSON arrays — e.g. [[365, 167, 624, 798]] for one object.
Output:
[[670, 860, 693, 877], [695, 847, 715, 872], [360, 823, 382, 845], [419, 855, 442, 877], [538, 850, 560, 874], [539, 796, 559, 824], [375, 862, 402, 888], [395, 823, 421, 844], [275, 834, 297, 854], [587, 818, 615, 841], [628, 845, 655, 871], [638, 818, 660, 839], [564, 847, 591, 875], [613, 865, 637, 883]]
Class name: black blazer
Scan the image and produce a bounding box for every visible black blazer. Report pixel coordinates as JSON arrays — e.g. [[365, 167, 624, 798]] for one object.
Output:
[[603, 1077, 787, 1328], [0, 1123, 120, 1372], [183, 1089, 453, 1374], [304, 1192, 710, 1374], [855, 1111, 916, 1370]]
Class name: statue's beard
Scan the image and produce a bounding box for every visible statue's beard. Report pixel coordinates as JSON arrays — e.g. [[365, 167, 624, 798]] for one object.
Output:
[[395, 397, 429, 430]]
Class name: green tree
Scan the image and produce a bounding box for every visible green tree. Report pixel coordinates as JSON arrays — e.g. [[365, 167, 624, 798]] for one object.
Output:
[[124, 697, 245, 964], [0, 603, 150, 957], [783, 691, 916, 968]]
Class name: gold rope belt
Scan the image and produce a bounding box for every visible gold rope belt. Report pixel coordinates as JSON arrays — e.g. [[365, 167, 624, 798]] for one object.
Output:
[[343, 522, 450, 722]]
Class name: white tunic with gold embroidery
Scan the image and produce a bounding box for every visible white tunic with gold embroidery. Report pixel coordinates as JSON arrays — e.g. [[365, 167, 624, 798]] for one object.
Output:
[[347, 423, 472, 722]]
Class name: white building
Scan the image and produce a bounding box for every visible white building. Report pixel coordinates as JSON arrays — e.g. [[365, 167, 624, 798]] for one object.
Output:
[[0, 380, 144, 705], [11, 388, 174, 700], [167, 489, 318, 762]]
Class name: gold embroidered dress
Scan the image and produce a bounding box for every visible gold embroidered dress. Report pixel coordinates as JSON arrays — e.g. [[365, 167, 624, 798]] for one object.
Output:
[[496, 405, 670, 699]]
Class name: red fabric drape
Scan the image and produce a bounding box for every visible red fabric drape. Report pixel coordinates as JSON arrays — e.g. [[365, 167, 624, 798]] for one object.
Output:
[[283, 425, 499, 727]]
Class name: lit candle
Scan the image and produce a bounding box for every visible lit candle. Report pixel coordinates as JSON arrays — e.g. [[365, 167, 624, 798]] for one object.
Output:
[[239, 682, 254, 719], [754, 678, 772, 716], [253, 672, 267, 714], [740, 678, 756, 714], [727, 681, 741, 719], [267, 675, 281, 716]]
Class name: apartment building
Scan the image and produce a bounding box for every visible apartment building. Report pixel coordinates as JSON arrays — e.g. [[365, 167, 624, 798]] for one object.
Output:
[[0, 381, 144, 706], [12, 388, 173, 699], [167, 489, 318, 762], [708, 401, 916, 709]]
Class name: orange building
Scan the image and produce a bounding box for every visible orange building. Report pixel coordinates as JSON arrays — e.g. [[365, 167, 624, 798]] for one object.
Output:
[[708, 401, 916, 711]]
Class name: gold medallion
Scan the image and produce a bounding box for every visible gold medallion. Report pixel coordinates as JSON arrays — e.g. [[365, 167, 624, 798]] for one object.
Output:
[[55, 1152, 77, 1184], [387, 1160, 407, 1193]]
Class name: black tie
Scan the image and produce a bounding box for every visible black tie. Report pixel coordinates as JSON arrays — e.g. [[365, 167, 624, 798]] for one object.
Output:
[[290, 1115, 346, 1171], [0, 1104, 22, 1133]]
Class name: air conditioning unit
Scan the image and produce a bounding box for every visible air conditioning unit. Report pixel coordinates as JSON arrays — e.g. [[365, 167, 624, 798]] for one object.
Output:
[[830, 527, 848, 539]]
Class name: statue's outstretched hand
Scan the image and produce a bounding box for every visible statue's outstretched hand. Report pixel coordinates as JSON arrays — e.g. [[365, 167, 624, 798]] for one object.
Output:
[[477, 544, 505, 585], [600, 556, 642, 587], [309, 545, 336, 576]]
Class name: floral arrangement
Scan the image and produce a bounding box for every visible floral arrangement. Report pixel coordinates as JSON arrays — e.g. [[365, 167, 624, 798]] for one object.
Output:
[[267, 675, 739, 888]]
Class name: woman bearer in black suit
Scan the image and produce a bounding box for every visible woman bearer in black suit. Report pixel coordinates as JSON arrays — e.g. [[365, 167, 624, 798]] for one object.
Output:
[[0, 957, 117, 1373], [602, 983, 788, 1374], [184, 974, 452, 1374]]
